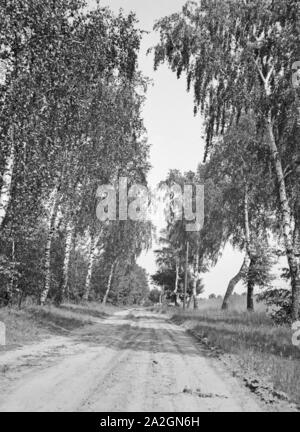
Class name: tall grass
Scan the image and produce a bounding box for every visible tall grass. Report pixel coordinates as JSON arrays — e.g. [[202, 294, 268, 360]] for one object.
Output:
[[0, 302, 116, 350], [168, 296, 300, 406]]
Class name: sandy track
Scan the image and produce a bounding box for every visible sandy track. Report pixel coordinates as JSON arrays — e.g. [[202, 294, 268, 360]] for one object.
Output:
[[0, 310, 263, 412]]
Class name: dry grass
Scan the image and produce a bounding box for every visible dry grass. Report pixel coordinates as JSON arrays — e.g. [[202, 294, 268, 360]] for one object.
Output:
[[197, 294, 268, 313], [162, 296, 300, 406], [0, 302, 117, 351], [0, 307, 49, 348]]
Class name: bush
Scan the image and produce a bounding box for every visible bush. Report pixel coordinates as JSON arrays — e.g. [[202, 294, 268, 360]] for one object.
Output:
[[149, 288, 161, 304], [257, 288, 296, 324]]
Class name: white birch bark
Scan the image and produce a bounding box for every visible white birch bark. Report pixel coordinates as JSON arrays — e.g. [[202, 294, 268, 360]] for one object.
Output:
[[7, 238, 15, 302], [266, 111, 300, 321], [222, 188, 251, 310], [102, 258, 118, 305], [173, 261, 180, 306], [83, 232, 101, 301], [40, 187, 60, 305], [0, 128, 15, 229], [192, 253, 199, 309], [253, 62, 300, 319], [62, 220, 75, 300], [222, 254, 250, 310]]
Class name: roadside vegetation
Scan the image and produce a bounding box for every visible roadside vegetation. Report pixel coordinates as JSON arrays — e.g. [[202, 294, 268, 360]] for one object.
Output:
[[0, 302, 118, 350], [0, 0, 299, 410], [151, 0, 300, 322], [149, 0, 300, 406], [152, 295, 300, 406], [0, 1, 152, 309]]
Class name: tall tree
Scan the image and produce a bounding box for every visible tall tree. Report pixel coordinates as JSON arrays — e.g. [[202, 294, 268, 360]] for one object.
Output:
[[102, 219, 152, 304], [204, 116, 274, 310], [153, 0, 300, 319], [155, 169, 206, 308], [0, 1, 151, 307]]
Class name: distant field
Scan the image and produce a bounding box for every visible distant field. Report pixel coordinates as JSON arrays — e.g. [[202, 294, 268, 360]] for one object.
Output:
[[196, 294, 268, 313], [155, 295, 300, 406]]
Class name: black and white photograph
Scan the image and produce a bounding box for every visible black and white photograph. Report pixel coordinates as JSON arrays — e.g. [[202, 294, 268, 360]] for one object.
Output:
[[0, 0, 299, 415]]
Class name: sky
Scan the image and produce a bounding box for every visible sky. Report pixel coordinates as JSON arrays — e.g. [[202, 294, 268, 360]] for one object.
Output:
[[87, 0, 247, 297]]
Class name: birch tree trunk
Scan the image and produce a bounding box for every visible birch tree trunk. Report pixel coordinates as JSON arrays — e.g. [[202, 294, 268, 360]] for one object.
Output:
[[0, 128, 15, 229], [61, 220, 75, 300], [40, 187, 60, 306], [222, 186, 251, 310], [247, 257, 256, 311], [102, 258, 118, 305], [159, 292, 162, 304], [7, 238, 15, 303], [244, 185, 256, 311], [244, 185, 251, 255], [83, 232, 101, 301], [222, 254, 250, 310], [192, 253, 199, 309], [159, 285, 165, 304], [173, 261, 180, 306], [59, 182, 82, 302], [266, 111, 300, 321]]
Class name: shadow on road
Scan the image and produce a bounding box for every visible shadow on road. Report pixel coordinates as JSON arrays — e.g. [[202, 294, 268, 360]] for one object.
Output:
[[73, 312, 205, 357]]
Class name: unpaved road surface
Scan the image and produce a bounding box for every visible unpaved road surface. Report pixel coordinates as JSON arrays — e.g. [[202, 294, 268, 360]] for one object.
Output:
[[0, 309, 263, 412]]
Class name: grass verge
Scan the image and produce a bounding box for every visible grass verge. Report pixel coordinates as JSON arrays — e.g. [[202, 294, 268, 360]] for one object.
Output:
[[163, 305, 300, 407], [0, 302, 117, 351]]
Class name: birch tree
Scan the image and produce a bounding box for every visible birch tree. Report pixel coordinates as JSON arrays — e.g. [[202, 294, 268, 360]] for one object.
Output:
[[204, 116, 274, 310], [0, 1, 150, 305], [153, 0, 300, 319]]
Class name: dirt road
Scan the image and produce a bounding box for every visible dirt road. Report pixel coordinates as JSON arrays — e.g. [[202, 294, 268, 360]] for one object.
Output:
[[0, 309, 263, 412]]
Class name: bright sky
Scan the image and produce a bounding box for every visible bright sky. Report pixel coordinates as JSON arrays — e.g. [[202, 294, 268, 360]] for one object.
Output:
[[87, 0, 247, 297]]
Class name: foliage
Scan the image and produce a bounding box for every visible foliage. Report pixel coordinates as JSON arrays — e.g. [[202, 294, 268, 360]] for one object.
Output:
[[149, 288, 161, 304], [257, 288, 297, 324], [153, 0, 300, 318], [0, 1, 151, 307], [110, 262, 150, 306]]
